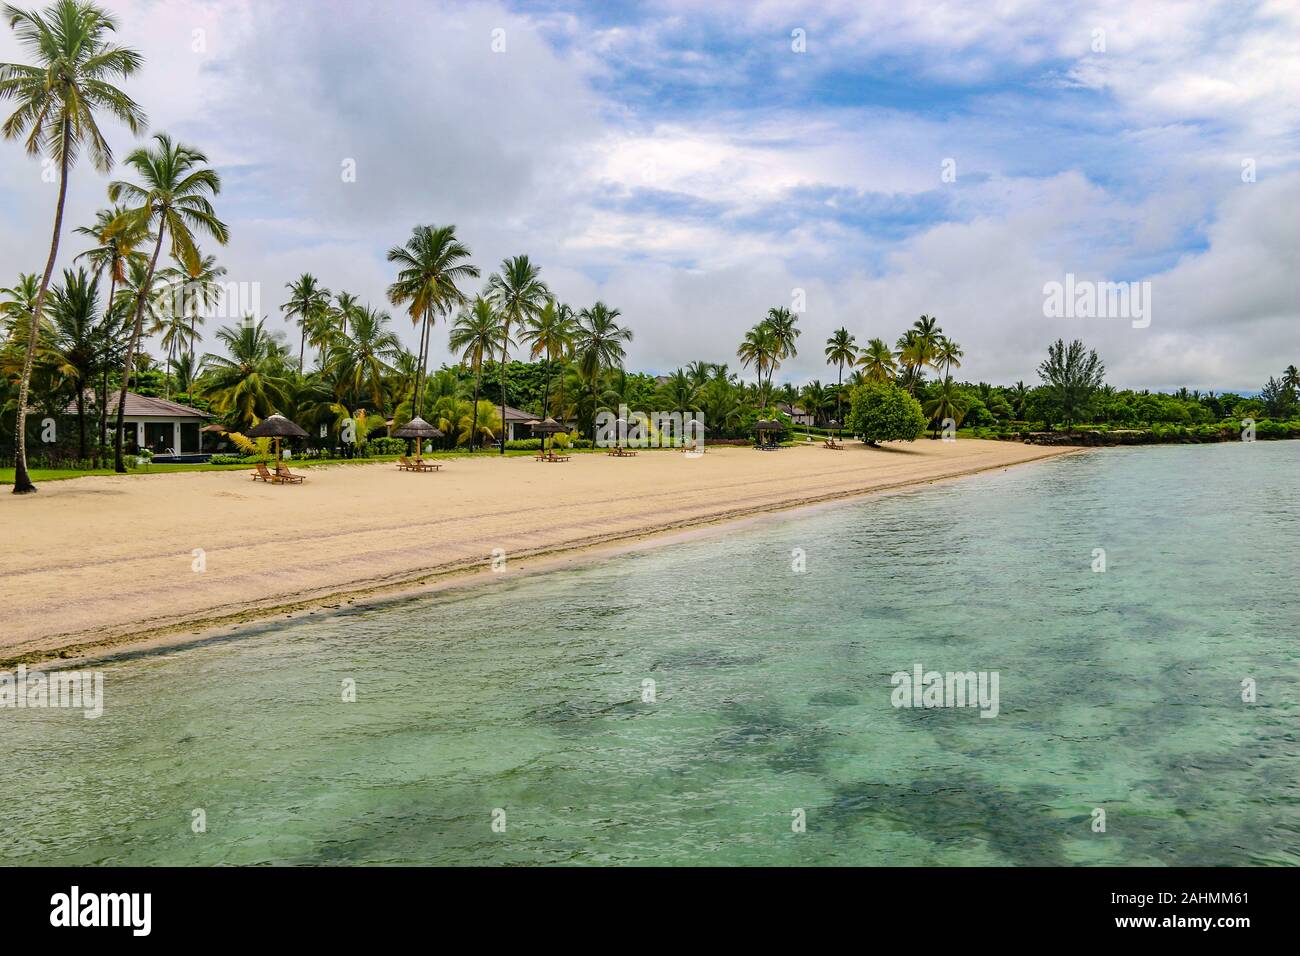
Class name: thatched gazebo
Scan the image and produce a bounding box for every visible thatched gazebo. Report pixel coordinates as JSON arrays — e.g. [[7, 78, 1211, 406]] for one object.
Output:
[[754, 419, 785, 448], [245, 413, 308, 467], [530, 416, 567, 456], [391, 416, 444, 458]]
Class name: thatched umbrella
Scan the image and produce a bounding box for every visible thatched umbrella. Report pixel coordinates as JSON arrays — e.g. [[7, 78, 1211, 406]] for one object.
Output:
[[245, 414, 308, 468], [754, 419, 784, 448], [530, 416, 567, 456], [392, 416, 444, 458]]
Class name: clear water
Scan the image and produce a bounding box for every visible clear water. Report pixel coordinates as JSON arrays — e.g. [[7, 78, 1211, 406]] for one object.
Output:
[[2, 442, 1297, 866]]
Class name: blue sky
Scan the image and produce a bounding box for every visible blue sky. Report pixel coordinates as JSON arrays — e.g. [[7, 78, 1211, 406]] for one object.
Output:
[[1, 0, 1296, 390]]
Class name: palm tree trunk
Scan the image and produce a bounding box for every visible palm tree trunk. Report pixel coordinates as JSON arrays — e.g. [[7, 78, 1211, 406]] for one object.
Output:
[[469, 360, 482, 452], [298, 324, 306, 374], [76, 385, 86, 461], [498, 322, 509, 455], [114, 225, 166, 473], [11, 118, 71, 495]]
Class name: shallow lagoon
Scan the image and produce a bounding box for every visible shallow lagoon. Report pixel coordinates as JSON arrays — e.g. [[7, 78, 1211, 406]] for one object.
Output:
[[2, 442, 1296, 865]]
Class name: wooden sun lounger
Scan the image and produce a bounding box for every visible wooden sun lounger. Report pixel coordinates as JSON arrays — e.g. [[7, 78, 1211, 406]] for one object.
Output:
[[822, 438, 844, 449], [540, 452, 571, 462], [252, 462, 277, 482], [275, 463, 304, 484], [397, 456, 417, 471], [414, 458, 441, 472]]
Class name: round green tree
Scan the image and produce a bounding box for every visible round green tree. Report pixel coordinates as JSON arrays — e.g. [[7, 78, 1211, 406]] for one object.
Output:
[[847, 381, 926, 445]]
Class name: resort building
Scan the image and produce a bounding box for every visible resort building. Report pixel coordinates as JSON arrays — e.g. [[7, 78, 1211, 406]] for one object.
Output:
[[66, 391, 210, 458], [778, 402, 815, 427], [500, 405, 577, 442]]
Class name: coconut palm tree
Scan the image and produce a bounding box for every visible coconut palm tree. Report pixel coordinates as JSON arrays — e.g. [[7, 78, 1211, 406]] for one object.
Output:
[[766, 307, 800, 391], [1009, 380, 1029, 420], [386, 224, 478, 418], [332, 290, 361, 339], [447, 296, 501, 452], [151, 252, 223, 399], [573, 301, 632, 440], [857, 336, 896, 385], [737, 323, 779, 408], [281, 273, 330, 374], [329, 306, 401, 410], [46, 267, 99, 458], [657, 368, 699, 414], [824, 327, 857, 435], [1, 0, 145, 492], [519, 299, 574, 424], [935, 336, 964, 385], [107, 131, 228, 471], [923, 377, 966, 438], [73, 204, 147, 344], [486, 255, 549, 453], [201, 318, 290, 430], [1284, 364, 1300, 398]]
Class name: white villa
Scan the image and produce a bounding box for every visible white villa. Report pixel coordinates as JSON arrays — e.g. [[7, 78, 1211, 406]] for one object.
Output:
[[66, 391, 210, 458]]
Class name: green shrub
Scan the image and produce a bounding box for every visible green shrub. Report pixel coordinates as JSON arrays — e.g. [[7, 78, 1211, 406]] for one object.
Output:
[[367, 437, 407, 456], [847, 381, 926, 445], [208, 454, 246, 465]]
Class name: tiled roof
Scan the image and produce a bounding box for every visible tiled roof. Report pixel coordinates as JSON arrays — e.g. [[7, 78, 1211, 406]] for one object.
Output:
[[65, 390, 209, 419]]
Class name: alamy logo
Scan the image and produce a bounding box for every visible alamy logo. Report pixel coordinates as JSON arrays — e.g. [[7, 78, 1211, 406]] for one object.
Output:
[[0, 665, 103, 718], [1042, 273, 1151, 329], [50, 886, 151, 936], [890, 664, 1000, 718], [594, 406, 705, 450]]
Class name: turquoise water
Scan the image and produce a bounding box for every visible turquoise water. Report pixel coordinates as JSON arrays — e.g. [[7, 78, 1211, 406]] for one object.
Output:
[[2, 442, 1297, 866]]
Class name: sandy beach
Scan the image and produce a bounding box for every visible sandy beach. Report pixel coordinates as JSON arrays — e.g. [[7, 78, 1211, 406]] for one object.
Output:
[[0, 439, 1078, 664]]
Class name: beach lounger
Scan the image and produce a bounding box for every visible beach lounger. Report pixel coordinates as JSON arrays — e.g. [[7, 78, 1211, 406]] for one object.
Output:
[[822, 438, 843, 449], [397, 455, 417, 471], [542, 452, 571, 462], [274, 463, 305, 484], [414, 458, 441, 472], [252, 462, 279, 482]]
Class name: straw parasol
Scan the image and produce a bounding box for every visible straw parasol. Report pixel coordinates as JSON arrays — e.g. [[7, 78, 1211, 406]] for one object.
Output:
[[530, 416, 567, 456], [392, 416, 444, 457], [754, 418, 784, 448], [245, 413, 308, 467]]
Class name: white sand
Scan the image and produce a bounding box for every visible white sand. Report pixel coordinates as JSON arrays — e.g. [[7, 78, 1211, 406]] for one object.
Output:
[[0, 439, 1078, 662]]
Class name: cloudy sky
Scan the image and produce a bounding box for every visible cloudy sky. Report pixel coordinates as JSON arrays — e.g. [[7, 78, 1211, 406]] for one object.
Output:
[[1, 0, 1296, 391]]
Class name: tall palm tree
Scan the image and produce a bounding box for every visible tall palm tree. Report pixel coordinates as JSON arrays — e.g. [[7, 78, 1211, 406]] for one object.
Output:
[[107, 131, 228, 471], [449, 296, 503, 452], [765, 306, 800, 396], [737, 323, 779, 408], [935, 336, 964, 384], [486, 255, 549, 453], [923, 377, 966, 438], [151, 252, 223, 399], [520, 299, 574, 424], [824, 326, 857, 435], [573, 301, 632, 440], [1009, 380, 1029, 420], [1284, 364, 1300, 398], [386, 224, 478, 418], [281, 273, 330, 374], [1, 0, 145, 492], [201, 318, 289, 430], [332, 290, 361, 339]]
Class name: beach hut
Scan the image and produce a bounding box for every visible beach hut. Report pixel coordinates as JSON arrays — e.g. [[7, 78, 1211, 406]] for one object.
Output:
[[245, 414, 308, 469], [392, 416, 444, 458]]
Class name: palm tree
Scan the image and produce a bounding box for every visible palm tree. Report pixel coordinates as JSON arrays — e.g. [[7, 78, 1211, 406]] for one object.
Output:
[[447, 296, 501, 452], [1, 0, 145, 492], [1009, 380, 1029, 420], [657, 368, 699, 414], [486, 255, 549, 453], [766, 307, 800, 394], [824, 327, 857, 436], [73, 204, 146, 341], [935, 336, 964, 384], [172, 349, 204, 400], [520, 299, 575, 424], [1284, 364, 1300, 398], [923, 377, 966, 438], [800, 380, 831, 429], [151, 252, 223, 399], [46, 267, 99, 458], [329, 306, 401, 410], [201, 318, 290, 430], [737, 323, 779, 408], [332, 291, 361, 339], [281, 273, 330, 374], [573, 301, 632, 439], [857, 336, 896, 385], [386, 224, 478, 419], [107, 131, 228, 471]]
